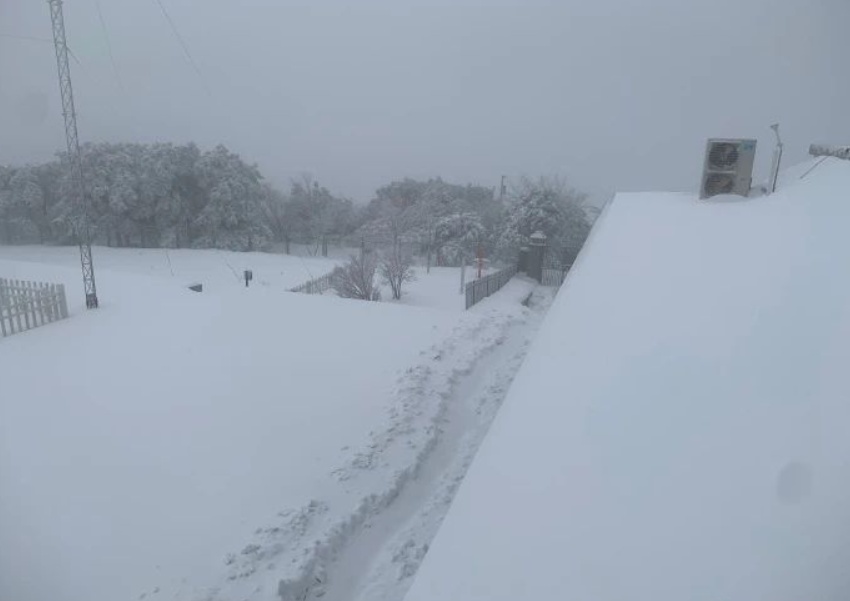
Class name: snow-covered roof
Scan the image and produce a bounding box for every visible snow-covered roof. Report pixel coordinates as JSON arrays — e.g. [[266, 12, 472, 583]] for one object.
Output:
[[403, 157, 850, 601]]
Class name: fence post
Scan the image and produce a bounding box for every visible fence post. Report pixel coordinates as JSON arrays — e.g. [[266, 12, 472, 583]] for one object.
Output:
[[0, 278, 6, 337], [13, 280, 23, 333], [32, 282, 39, 326], [44, 282, 52, 324], [22, 281, 29, 329], [26, 281, 35, 329], [0, 278, 6, 338], [46, 284, 55, 322], [22, 281, 29, 328], [7, 279, 15, 335], [58, 284, 69, 319], [36, 283, 47, 326], [34, 282, 41, 326]]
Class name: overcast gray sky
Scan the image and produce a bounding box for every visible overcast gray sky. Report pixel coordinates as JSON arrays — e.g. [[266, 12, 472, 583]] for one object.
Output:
[[1, 0, 848, 204]]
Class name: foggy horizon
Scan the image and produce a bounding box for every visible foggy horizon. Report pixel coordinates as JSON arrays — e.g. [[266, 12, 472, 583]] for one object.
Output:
[[2, 0, 848, 204]]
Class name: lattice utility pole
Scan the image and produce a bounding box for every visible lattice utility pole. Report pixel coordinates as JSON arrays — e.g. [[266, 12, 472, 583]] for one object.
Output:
[[48, 0, 99, 308]]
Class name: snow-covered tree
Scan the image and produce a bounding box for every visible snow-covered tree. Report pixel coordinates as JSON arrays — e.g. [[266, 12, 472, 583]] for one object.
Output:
[[152, 143, 203, 248], [285, 174, 356, 255], [3, 167, 44, 243], [434, 212, 485, 266], [358, 177, 497, 260], [0, 145, 595, 269], [193, 145, 271, 251], [496, 177, 591, 266], [1, 142, 283, 251]]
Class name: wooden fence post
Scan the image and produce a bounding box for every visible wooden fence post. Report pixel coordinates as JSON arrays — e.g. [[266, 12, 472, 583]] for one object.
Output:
[[24, 281, 33, 330], [47, 284, 56, 322], [21, 281, 28, 330], [0, 278, 6, 338], [36, 283, 46, 326], [58, 284, 68, 319], [35, 282, 44, 327], [13, 280, 23, 333]]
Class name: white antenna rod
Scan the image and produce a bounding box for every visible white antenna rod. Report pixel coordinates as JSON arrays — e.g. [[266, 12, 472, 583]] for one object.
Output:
[[767, 123, 784, 195]]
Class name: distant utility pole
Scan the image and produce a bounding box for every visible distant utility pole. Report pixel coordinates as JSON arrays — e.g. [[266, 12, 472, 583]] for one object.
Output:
[[426, 223, 433, 274], [768, 123, 784, 194], [48, 0, 99, 308]]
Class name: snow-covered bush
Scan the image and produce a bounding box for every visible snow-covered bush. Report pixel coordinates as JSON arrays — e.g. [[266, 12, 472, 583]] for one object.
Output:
[[380, 246, 415, 300], [496, 176, 591, 266], [332, 253, 381, 301]]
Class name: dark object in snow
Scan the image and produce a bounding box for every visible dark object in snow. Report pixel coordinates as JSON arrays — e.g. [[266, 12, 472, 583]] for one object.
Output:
[[528, 231, 547, 283], [517, 246, 529, 273], [244, 270, 253, 287], [188, 283, 203, 292]]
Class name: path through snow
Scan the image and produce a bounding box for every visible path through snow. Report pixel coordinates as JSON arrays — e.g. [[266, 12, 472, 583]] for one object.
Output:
[[319, 285, 557, 601]]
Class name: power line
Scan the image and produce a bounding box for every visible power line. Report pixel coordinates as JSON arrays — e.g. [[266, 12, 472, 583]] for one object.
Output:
[[0, 32, 53, 43], [0, 32, 85, 69], [95, 0, 125, 92], [151, 0, 210, 94], [66, 47, 84, 70]]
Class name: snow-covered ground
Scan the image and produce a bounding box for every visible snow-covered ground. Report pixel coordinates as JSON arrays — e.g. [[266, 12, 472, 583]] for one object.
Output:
[[0, 245, 341, 295], [0, 245, 547, 601], [404, 157, 850, 601], [394, 265, 491, 313]]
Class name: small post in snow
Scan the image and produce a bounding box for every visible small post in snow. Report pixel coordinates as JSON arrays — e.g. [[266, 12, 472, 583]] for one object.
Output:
[[244, 269, 253, 288], [426, 225, 433, 274], [460, 259, 466, 295], [767, 123, 783, 194], [476, 244, 484, 279]]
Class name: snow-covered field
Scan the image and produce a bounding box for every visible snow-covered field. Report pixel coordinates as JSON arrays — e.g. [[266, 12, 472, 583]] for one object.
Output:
[[404, 157, 850, 601], [0, 245, 547, 601], [0, 245, 341, 296]]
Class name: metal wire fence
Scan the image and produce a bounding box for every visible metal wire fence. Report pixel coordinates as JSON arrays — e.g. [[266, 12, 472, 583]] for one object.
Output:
[[465, 265, 517, 309]]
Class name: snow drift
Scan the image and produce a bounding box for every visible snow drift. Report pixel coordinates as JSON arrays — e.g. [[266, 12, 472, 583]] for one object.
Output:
[[403, 157, 850, 601]]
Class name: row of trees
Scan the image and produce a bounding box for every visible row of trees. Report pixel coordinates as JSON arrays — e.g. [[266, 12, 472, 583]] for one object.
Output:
[[355, 174, 593, 268], [0, 142, 594, 266], [330, 246, 415, 302]]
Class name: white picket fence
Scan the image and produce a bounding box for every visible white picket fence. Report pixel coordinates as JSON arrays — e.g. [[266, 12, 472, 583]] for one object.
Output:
[[0, 278, 69, 338], [289, 270, 336, 295], [542, 268, 569, 287]]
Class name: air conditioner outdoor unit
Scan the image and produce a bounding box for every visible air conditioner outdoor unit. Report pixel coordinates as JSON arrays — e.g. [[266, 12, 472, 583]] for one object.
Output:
[[700, 138, 757, 199]]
